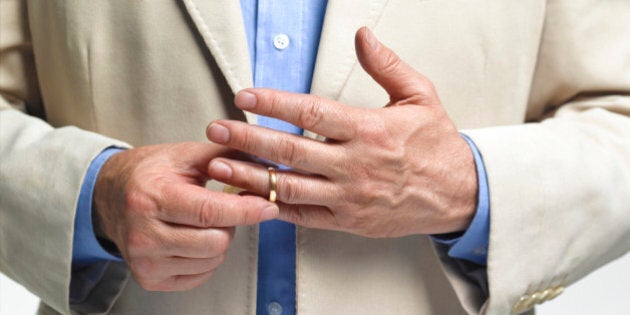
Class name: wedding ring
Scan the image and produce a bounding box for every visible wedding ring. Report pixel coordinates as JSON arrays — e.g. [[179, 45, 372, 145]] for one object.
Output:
[[268, 167, 278, 203]]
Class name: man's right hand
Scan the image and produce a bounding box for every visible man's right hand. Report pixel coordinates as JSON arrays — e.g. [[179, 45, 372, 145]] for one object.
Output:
[[93, 142, 278, 291]]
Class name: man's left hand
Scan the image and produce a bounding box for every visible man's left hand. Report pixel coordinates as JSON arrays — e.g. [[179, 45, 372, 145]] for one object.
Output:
[[206, 27, 478, 238]]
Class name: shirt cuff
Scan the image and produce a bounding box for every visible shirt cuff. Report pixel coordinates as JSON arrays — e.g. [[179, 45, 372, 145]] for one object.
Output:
[[431, 134, 490, 265], [72, 147, 125, 264]]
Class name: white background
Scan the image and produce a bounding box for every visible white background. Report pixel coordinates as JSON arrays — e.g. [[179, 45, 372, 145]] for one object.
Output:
[[1, 253, 629, 314]]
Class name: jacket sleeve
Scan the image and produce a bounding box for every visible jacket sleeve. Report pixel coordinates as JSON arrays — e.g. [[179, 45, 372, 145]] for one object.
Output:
[[446, 1, 630, 314], [0, 1, 130, 313]]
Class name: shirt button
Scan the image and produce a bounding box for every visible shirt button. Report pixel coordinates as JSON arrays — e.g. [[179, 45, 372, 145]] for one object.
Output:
[[273, 34, 290, 50], [267, 301, 283, 315]]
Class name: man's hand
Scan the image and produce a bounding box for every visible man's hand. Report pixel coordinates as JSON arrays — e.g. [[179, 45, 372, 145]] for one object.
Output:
[[205, 28, 478, 238], [93, 142, 278, 291]]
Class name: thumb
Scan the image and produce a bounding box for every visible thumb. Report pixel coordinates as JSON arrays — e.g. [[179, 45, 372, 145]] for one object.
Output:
[[355, 27, 438, 104]]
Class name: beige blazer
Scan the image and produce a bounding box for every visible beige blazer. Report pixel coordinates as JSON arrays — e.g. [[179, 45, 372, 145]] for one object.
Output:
[[1, 1, 629, 314]]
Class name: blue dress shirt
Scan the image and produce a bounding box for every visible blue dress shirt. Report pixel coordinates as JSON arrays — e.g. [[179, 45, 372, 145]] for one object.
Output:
[[72, 147, 124, 264], [241, 2, 327, 314], [71, 1, 491, 313]]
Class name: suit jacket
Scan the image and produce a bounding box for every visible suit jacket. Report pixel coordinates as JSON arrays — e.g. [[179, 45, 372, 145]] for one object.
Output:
[[1, 0, 629, 314]]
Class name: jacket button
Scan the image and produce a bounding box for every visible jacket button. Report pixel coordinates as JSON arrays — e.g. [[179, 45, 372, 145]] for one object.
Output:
[[539, 289, 552, 303], [547, 286, 565, 301], [512, 295, 531, 314], [521, 294, 538, 311], [531, 291, 546, 304]]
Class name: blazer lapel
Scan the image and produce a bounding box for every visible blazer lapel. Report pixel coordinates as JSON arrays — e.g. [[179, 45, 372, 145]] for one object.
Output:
[[180, 0, 257, 124], [180, 0, 388, 129], [305, 0, 388, 138]]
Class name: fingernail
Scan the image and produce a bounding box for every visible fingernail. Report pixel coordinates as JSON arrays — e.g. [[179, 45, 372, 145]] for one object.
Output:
[[261, 204, 279, 221], [235, 91, 257, 109], [207, 123, 230, 144], [364, 27, 378, 51], [211, 160, 232, 178]]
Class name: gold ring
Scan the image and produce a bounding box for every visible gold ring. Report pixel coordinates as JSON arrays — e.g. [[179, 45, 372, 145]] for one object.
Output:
[[268, 167, 277, 203]]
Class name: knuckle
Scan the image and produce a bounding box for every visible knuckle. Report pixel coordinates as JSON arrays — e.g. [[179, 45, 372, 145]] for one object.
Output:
[[296, 96, 325, 130], [271, 137, 301, 165], [380, 51, 402, 75], [238, 199, 263, 225], [408, 77, 438, 103], [132, 257, 158, 277], [199, 197, 222, 227], [236, 126, 258, 153], [278, 176, 301, 203], [124, 189, 153, 216], [268, 93, 284, 114], [125, 230, 155, 255], [356, 115, 388, 143], [238, 208, 253, 226]]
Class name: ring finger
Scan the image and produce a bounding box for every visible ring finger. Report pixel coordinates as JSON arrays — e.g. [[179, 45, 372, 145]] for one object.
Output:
[[208, 158, 339, 206], [207, 121, 345, 177]]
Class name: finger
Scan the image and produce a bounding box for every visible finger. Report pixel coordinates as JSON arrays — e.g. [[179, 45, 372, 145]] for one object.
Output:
[[168, 142, 234, 178], [207, 121, 345, 176], [152, 269, 217, 292], [354, 27, 438, 105], [142, 256, 225, 278], [157, 185, 278, 227], [208, 158, 339, 206], [233, 89, 360, 141], [159, 225, 234, 258]]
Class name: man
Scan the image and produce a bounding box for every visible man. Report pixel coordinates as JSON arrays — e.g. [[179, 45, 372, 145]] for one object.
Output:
[[1, 1, 629, 315]]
